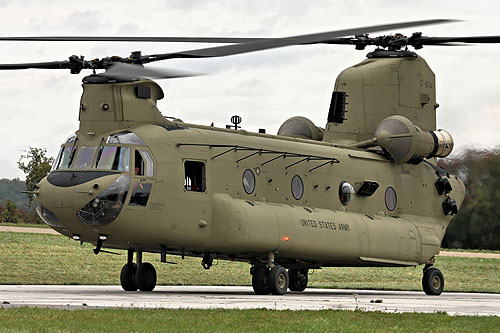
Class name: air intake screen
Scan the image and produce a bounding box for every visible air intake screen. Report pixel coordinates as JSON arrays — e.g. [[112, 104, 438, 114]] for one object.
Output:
[[328, 91, 346, 124]]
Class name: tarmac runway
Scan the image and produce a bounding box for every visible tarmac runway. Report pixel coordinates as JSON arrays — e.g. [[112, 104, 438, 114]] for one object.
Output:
[[1, 285, 499, 316]]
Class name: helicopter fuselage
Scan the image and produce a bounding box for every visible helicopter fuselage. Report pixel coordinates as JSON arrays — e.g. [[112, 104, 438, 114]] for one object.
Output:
[[31, 50, 466, 295], [37, 119, 464, 268]]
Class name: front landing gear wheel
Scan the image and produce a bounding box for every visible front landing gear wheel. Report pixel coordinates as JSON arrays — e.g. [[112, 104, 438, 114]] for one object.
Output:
[[422, 267, 444, 295], [252, 265, 269, 295], [288, 269, 308, 292], [268, 265, 289, 295], [120, 263, 137, 291], [136, 262, 157, 291]]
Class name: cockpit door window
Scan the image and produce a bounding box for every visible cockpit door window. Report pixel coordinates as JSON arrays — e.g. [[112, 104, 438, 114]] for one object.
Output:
[[129, 182, 153, 207]]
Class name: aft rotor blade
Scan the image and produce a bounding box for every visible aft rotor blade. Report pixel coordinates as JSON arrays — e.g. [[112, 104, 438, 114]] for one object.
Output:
[[140, 19, 457, 62], [419, 35, 500, 45], [102, 63, 203, 80]]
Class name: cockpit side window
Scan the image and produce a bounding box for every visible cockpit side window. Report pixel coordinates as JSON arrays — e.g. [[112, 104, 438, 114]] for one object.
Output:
[[134, 149, 154, 177], [134, 150, 145, 176], [142, 150, 154, 177], [95, 146, 130, 172], [72, 146, 97, 169], [51, 150, 62, 171], [52, 145, 77, 170]]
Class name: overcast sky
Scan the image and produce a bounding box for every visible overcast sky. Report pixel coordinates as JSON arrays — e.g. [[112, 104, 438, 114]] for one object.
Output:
[[0, 0, 499, 179]]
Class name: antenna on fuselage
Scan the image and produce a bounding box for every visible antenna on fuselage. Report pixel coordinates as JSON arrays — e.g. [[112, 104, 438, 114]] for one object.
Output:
[[226, 115, 242, 130]]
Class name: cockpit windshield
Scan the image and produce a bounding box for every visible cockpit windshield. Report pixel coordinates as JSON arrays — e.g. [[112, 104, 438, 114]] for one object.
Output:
[[51, 132, 143, 172], [95, 146, 130, 172], [72, 146, 97, 169]]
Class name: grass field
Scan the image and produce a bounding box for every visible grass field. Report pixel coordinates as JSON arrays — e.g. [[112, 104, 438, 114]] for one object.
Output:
[[1, 307, 500, 332], [0, 231, 499, 293], [441, 248, 500, 254], [0, 222, 49, 228]]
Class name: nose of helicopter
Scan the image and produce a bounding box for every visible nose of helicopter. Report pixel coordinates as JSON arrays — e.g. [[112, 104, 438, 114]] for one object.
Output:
[[35, 172, 126, 233]]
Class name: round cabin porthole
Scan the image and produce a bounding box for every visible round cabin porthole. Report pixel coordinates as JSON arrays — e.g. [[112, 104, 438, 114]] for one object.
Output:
[[291, 175, 304, 200], [339, 181, 355, 205], [242, 169, 256, 194], [385, 186, 397, 211]]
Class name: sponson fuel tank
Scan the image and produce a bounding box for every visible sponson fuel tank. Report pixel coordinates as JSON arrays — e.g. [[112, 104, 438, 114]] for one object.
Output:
[[208, 193, 446, 266]]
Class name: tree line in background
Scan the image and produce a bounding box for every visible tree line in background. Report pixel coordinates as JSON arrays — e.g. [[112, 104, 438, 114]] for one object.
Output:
[[0, 146, 499, 249], [0, 147, 53, 224], [0, 198, 41, 224], [0, 178, 28, 208], [440, 147, 500, 250]]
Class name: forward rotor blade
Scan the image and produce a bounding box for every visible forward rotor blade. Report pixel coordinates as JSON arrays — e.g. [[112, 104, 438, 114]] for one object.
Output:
[[102, 62, 203, 80], [140, 19, 457, 62], [0, 36, 268, 43], [0, 60, 71, 70]]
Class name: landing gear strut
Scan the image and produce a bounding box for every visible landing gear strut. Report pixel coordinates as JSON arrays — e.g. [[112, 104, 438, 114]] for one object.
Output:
[[120, 250, 157, 292], [422, 264, 444, 296]]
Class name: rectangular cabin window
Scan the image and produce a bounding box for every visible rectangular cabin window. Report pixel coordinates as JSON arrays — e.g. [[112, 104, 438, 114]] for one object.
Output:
[[184, 161, 206, 192]]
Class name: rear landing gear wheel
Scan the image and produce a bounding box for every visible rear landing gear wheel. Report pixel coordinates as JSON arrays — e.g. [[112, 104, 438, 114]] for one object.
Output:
[[136, 262, 157, 292], [422, 267, 444, 296], [288, 269, 308, 292], [267, 265, 289, 295], [252, 265, 270, 295], [120, 263, 138, 291]]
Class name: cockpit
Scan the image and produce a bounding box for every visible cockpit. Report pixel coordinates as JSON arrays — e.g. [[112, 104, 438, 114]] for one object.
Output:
[[39, 131, 155, 228], [52, 131, 146, 172]]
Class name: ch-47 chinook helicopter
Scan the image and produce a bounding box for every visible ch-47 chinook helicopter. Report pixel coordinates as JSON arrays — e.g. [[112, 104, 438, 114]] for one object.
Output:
[[3, 18, 499, 296]]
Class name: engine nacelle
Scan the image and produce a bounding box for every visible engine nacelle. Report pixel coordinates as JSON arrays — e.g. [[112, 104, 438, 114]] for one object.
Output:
[[277, 116, 324, 141], [374, 115, 453, 164]]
